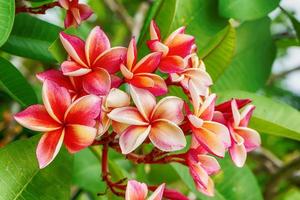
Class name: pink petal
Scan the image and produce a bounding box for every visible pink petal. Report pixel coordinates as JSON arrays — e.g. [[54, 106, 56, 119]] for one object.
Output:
[[129, 85, 156, 120], [129, 74, 154, 88], [196, 177, 215, 197], [125, 180, 148, 200], [148, 183, 165, 200], [164, 27, 186, 46], [197, 155, 220, 175], [188, 80, 202, 115], [127, 37, 137, 70], [36, 129, 64, 168], [108, 107, 148, 125], [193, 127, 225, 157], [105, 88, 130, 109], [64, 124, 97, 153], [168, 34, 195, 57], [93, 47, 127, 73], [60, 32, 87, 67], [239, 105, 255, 127], [14, 105, 61, 132], [65, 95, 101, 126], [42, 80, 71, 123], [229, 141, 247, 167], [121, 64, 134, 79], [147, 40, 168, 56], [215, 99, 252, 113], [112, 121, 130, 134], [159, 56, 185, 73], [202, 121, 231, 148], [120, 125, 151, 154], [85, 26, 110, 65], [61, 61, 91, 76], [64, 10, 77, 28], [188, 114, 204, 128], [82, 68, 111, 95], [110, 74, 123, 88], [149, 119, 186, 152], [190, 163, 209, 189], [98, 112, 111, 137], [234, 127, 261, 151], [78, 4, 93, 20], [132, 52, 162, 74], [71, 7, 81, 24], [151, 96, 184, 124], [133, 73, 167, 96], [199, 94, 216, 121], [36, 69, 74, 91], [150, 20, 161, 40], [231, 100, 241, 127], [59, 0, 69, 9]]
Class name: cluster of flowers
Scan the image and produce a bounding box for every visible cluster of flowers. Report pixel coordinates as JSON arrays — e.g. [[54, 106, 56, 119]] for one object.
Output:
[[14, 20, 261, 199]]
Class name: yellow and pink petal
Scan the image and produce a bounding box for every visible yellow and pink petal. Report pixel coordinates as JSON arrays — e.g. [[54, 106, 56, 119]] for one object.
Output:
[[125, 180, 148, 200], [82, 68, 111, 95]]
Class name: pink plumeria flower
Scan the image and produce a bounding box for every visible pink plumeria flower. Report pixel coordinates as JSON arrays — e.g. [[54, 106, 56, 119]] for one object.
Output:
[[170, 54, 212, 96], [120, 37, 167, 96], [97, 88, 130, 137], [147, 20, 195, 73], [60, 26, 127, 95], [224, 100, 261, 167], [14, 80, 101, 168], [59, 0, 93, 28], [186, 82, 230, 157], [108, 85, 186, 154], [187, 148, 220, 196], [125, 180, 165, 200]]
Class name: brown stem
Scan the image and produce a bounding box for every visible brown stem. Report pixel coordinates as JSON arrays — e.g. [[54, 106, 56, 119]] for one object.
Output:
[[16, 2, 61, 14]]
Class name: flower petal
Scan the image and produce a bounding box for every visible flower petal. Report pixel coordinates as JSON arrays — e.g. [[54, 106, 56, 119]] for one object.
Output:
[[93, 47, 127, 73], [197, 155, 220, 175], [151, 96, 184, 124], [132, 52, 162, 74], [130, 85, 156, 120], [85, 26, 110, 65], [229, 141, 247, 167], [42, 80, 72, 123], [60, 32, 87, 67], [198, 94, 216, 121], [105, 88, 130, 109], [111, 74, 123, 88], [130, 75, 154, 88], [64, 124, 96, 153], [190, 163, 209, 190], [159, 56, 185, 73], [239, 105, 255, 127], [78, 3, 93, 20], [202, 121, 231, 148], [14, 105, 61, 132], [147, 40, 168, 56], [108, 107, 148, 125], [168, 34, 195, 57], [193, 127, 225, 157], [65, 95, 101, 126], [120, 125, 151, 154], [148, 183, 165, 200], [112, 121, 130, 134], [134, 73, 167, 96], [126, 180, 148, 200], [82, 68, 111, 95], [234, 127, 261, 151], [61, 61, 91, 76], [196, 177, 215, 197], [36, 129, 64, 168], [231, 100, 241, 127], [149, 119, 186, 151], [150, 20, 161, 40], [64, 10, 77, 28], [59, 0, 69, 9], [127, 38, 137, 70]]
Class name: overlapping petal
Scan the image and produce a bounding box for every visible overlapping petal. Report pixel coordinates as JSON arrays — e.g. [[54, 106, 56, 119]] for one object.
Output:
[[61, 61, 91, 76], [125, 180, 148, 200], [132, 52, 162, 74], [148, 183, 165, 200], [82, 69, 111, 95], [108, 107, 148, 125]]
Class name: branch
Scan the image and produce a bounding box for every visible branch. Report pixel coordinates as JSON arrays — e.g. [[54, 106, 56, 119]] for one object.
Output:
[[16, 2, 61, 14], [267, 66, 300, 85]]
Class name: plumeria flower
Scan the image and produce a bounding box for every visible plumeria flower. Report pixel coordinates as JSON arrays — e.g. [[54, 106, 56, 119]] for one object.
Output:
[[215, 99, 261, 167], [147, 20, 195, 73], [187, 148, 220, 196], [170, 54, 212, 96], [14, 80, 101, 168], [186, 81, 230, 157], [60, 26, 126, 95], [59, 0, 93, 28], [120, 37, 167, 96], [98, 88, 130, 137], [108, 85, 186, 154], [125, 180, 165, 200]]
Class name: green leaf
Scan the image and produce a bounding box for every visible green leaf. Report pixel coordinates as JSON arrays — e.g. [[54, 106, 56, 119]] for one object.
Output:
[[0, 136, 73, 200], [213, 17, 276, 92], [1, 14, 62, 63], [138, 0, 228, 53], [218, 90, 300, 141], [283, 9, 300, 41], [200, 24, 236, 81], [0, 0, 15, 47], [0, 57, 37, 107], [218, 0, 280, 21], [73, 149, 106, 194]]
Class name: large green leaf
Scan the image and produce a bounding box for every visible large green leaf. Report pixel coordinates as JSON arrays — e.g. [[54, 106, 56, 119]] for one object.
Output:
[[1, 14, 62, 63], [218, 90, 300, 141], [0, 0, 15, 47], [199, 24, 236, 81], [0, 136, 73, 200], [213, 17, 276, 92], [138, 0, 228, 54], [0, 57, 37, 107], [218, 0, 280, 21], [283, 9, 300, 41]]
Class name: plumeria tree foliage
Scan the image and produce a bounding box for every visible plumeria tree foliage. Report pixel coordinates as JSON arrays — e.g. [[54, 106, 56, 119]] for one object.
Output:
[[1, 0, 300, 200]]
